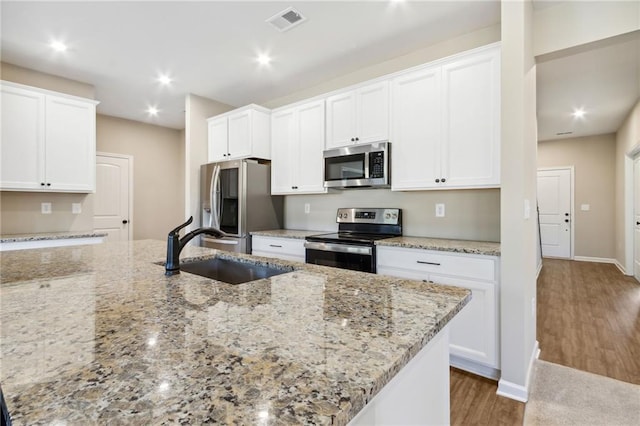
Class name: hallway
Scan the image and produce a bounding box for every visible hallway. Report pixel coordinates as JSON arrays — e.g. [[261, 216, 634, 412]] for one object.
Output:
[[451, 258, 640, 424], [537, 259, 640, 384]]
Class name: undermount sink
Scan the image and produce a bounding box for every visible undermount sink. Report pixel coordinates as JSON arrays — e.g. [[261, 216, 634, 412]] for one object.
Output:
[[179, 257, 292, 284]]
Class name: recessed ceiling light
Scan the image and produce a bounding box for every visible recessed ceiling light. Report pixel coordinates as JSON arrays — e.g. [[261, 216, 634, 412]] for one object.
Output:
[[572, 108, 586, 119], [146, 106, 159, 116], [157, 74, 172, 86], [257, 54, 271, 66], [50, 40, 67, 52]]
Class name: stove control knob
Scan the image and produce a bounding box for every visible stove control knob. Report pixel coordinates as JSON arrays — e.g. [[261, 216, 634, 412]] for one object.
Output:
[[392, 213, 398, 219], [385, 213, 391, 219]]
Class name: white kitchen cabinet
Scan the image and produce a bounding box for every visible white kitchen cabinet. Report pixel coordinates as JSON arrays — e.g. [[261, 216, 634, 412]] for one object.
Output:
[[390, 45, 500, 190], [377, 245, 500, 378], [252, 235, 306, 262], [325, 81, 389, 149], [271, 99, 327, 195], [0, 81, 98, 192], [207, 104, 270, 162]]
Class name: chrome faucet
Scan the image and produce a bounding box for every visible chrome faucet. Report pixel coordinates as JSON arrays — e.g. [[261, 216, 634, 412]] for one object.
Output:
[[165, 216, 226, 276]]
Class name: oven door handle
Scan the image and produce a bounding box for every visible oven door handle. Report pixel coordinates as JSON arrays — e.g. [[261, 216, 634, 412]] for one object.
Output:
[[304, 241, 372, 256]]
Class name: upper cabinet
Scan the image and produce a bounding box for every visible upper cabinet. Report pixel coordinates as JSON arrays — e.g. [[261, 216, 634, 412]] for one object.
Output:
[[207, 104, 270, 163], [271, 99, 327, 195], [325, 81, 389, 149], [0, 81, 98, 193], [391, 45, 500, 190]]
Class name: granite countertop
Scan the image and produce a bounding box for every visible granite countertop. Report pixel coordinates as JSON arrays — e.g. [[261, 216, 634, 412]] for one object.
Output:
[[250, 229, 326, 239], [0, 231, 107, 243], [377, 236, 501, 256], [0, 240, 469, 425]]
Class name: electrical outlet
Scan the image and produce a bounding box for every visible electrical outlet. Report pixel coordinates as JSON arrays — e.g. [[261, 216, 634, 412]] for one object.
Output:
[[41, 202, 52, 214], [581, 204, 590, 211], [304, 203, 310, 214], [435, 203, 445, 218], [72, 203, 82, 214]]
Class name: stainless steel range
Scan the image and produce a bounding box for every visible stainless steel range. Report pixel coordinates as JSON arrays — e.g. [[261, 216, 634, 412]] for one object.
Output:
[[304, 208, 402, 273]]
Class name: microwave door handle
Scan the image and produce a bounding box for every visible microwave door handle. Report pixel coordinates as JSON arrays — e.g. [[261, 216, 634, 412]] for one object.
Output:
[[211, 165, 221, 229], [364, 151, 370, 178]]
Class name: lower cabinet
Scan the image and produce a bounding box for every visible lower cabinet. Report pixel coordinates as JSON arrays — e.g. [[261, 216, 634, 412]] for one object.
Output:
[[377, 245, 500, 378], [251, 236, 306, 262]]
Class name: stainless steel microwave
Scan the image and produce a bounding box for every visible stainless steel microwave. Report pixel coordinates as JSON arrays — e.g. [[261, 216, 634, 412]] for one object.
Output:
[[323, 141, 390, 189]]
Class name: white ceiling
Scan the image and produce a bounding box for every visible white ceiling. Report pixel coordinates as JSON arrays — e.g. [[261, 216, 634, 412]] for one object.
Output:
[[1, 1, 637, 141], [536, 31, 640, 142], [0, 1, 500, 129]]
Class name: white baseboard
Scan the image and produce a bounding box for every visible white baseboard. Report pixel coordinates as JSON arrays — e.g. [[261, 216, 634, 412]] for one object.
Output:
[[573, 256, 616, 264], [496, 340, 539, 403], [536, 261, 543, 279], [573, 256, 629, 275], [450, 355, 500, 380]]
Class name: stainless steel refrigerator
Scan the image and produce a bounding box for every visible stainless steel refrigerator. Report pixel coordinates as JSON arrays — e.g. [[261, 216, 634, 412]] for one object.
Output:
[[200, 159, 283, 254]]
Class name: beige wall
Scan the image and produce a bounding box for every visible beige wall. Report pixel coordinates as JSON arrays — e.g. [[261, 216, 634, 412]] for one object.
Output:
[[1, 62, 95, 99], [538, 134, 616, 259], [285, 189, 500, 242], [184, 94, 233, 231], [0, 62, 96, 235], [265, 24, 500, 109], [96, 115, 183, 240], [615, 100, 640, 267], [500, 0, 538, 396], [533, 1, 640, 57]]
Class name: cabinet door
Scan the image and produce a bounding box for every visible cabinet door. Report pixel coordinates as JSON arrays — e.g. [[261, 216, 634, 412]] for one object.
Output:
[[296, 100, 327, 193], [356, 81, 389, 144], [271, 108, 297, 194], [441, 48, 500, 187], [45, 96, 96, 192], [208, 117, 228, 162], [228, 109, 252, 159], [429, 274, 497, 368], [390, 66, 442, 190], [0, 85, 45, 190], [325, 90, 356, 149]]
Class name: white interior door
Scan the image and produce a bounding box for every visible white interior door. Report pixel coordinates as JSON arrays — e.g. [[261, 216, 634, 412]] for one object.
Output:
[[94, 154, 131, 241], [633, 158, 640, 281], [537, 168, 572, 259]]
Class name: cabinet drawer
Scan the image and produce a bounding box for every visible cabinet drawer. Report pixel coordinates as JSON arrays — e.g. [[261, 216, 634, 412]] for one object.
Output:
[[377, 246, 496, 281], [252, 236, 305, 258]]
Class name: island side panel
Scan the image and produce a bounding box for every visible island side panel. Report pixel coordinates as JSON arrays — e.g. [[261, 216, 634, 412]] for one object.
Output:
[[348, 326, 450, 426]]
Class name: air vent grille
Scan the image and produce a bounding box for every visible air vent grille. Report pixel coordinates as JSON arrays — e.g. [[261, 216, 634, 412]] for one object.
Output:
[[266, 7, 307, 32]]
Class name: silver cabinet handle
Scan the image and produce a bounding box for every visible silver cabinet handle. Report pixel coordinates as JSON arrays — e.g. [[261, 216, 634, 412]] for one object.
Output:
[[417, 260, 441, 266]]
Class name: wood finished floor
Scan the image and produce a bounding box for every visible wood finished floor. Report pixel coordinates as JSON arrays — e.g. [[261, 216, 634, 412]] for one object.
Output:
[[449, 258, 640, 424]]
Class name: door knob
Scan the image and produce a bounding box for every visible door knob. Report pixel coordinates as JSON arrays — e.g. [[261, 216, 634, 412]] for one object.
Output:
[[636, 221, 640, 225], [122, 220, 129, 224]]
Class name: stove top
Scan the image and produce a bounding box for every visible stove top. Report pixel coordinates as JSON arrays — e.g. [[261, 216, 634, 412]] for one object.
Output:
[[306, 232, 397, 245]]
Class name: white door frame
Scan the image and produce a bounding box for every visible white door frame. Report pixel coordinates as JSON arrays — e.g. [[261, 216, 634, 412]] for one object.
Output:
[[96, 152, 134, 240], [537, 166, 575, 260], [624, 145, 640, 276]]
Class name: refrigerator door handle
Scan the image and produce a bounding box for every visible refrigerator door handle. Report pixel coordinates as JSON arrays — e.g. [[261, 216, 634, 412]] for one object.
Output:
[[211, 165, 221, 229]]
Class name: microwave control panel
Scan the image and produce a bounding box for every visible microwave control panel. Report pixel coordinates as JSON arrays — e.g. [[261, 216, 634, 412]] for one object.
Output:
[[369, 151, 385, 178]]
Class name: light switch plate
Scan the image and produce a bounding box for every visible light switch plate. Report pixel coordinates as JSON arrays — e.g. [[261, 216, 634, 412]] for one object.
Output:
[[41, 202, 52, 214], [435, 203, 445, 218], [72, 203, 82, 214]]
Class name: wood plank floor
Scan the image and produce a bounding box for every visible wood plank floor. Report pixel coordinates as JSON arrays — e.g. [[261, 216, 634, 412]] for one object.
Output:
[[449, 258, 640, 424], [537, 258, 640, 384]]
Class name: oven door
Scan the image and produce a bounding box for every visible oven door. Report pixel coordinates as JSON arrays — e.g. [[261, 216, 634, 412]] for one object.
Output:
[[304, 241, 375, 273]]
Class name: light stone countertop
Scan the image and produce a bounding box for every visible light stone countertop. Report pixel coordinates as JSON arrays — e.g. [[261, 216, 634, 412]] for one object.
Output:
[[0, 240, 469, 425], [251, 229, 327, 239], [377, 236, 501, 256], [0, 231, 107, 243]]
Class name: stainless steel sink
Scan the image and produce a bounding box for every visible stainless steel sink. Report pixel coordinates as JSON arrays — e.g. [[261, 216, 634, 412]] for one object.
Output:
[[179, 257, 292, 284]]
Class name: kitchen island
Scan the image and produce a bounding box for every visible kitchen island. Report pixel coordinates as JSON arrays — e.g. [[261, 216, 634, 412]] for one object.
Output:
[[0, 240, 469, 425]]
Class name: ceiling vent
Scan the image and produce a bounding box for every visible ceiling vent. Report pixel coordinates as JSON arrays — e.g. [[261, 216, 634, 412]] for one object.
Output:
[[266, 7, 307, 32]]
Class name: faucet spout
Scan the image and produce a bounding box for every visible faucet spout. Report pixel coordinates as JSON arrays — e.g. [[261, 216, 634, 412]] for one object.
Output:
[[165, 216, 226, 276]]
